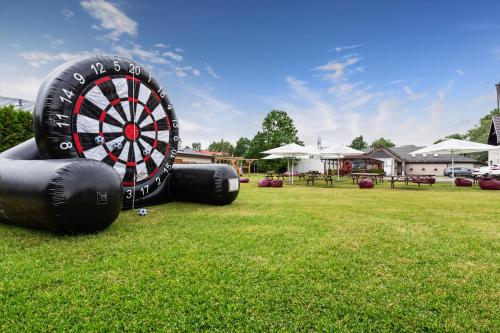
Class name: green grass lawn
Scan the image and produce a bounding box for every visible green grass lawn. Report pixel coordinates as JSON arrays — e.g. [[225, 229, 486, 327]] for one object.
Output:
[[0, 175, 498, 332]]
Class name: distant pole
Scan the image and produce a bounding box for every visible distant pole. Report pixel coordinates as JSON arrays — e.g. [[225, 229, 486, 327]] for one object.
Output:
[[496, 82, 500, 110]]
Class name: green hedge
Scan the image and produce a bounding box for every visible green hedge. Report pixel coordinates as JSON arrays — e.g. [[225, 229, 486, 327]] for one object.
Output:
[[0, 105, 34, 152]]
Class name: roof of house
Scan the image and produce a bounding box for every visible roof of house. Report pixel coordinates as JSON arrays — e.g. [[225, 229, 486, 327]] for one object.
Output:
[[177, 148, 213, 158], [487, 116, 500, 145], [0, 96, 35, 112], [366, 145, 479, 163]]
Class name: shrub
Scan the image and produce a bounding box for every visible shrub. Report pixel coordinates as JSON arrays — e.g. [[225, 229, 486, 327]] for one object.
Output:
[[368, 167, 385, 175], [0, 105, 34, 152]]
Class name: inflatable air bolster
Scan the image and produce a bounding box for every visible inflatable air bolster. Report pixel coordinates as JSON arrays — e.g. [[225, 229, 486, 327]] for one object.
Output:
[[169, 164, 239, 205], [0, 159, 122, 233]]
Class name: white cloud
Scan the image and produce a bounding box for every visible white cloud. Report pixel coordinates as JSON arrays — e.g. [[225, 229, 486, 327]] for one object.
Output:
[[438, 80, 454, 100], [190, 88, 234, 113], [390, 79, 408, 85], [162, 51, 183, 62], [313, 57, 359, 80], [267, 71, 468, 147], [112, 44, 169, 64], [153, 43, 169, 48], [403, 85, 413, 95], [402, 85, 428, 101], [80, 0, 137, 40], [0, 76, 42, 100], [204, 63, 220, 79], [18, 50, 101, 67], [175, 48, 184, 53], [163, 66, 200, 77], [50, 39, 64, 47], [455, 69, 465, 76], [62, 9, 74, 19], [329, 44, 363, 53], [328, 82, 359, 96]]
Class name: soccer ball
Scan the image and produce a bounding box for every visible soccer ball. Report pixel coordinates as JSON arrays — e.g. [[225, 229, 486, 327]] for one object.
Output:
[[142, 148, 150, 156], [94, 135, 105, 145], [113, 141, 123, 150], [138, 208, 148, 216]]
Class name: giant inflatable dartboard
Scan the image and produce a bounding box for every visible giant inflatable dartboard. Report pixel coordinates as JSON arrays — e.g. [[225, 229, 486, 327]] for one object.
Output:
[[34, 56, 180, 207]]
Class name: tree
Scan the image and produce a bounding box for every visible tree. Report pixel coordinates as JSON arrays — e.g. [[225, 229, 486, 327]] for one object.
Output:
[[208, 139, 234, 155], [192, 142, 201, 151], [245, 110, 302, 158], [466, 108, 500, 164], [434, 109, 500, 164], [433, 133, 467, 144], [349, 135, 368, 150], [467, 108, 500, 143], [370, 137, 396, 148], [233, 137, 251, 157], [0, 105, 33, 152]]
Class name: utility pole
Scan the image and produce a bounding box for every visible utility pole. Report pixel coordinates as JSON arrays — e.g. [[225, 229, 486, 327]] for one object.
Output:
[[496, 82, 500, 110]]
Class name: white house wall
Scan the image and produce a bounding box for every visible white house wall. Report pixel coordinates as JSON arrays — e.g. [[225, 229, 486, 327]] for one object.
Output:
[[488, 150, 500, 165], [374, 158, 395, 175], [294, 157, 324, 173], [405, 163, 476, 175]]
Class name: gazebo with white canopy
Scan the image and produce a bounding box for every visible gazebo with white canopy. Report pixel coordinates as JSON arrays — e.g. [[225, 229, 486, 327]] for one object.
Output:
[[261, 143, 313, 183], [410, 139, 499, 185]]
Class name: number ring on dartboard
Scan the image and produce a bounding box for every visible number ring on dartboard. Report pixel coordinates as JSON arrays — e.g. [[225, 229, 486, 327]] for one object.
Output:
[[34, 57, 179, 207], [71, 74, 171, 187]]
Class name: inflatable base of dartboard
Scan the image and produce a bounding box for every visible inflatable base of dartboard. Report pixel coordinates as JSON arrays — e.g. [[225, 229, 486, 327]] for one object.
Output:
[[0, 56, 240, 234], [0, 139, 239, 234]]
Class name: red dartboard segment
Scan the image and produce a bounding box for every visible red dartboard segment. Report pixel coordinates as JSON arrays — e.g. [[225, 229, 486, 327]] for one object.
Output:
[[70, 74, 174, 190], [125, 75, 140, 82], [95, 76, 111, 86], [74, 96, 84, 115], [150, 167, 159, 178], [73, 133, 83, 154]]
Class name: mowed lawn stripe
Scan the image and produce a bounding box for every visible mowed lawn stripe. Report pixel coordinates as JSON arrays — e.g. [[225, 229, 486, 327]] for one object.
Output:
[[0, 175, 498, 331]]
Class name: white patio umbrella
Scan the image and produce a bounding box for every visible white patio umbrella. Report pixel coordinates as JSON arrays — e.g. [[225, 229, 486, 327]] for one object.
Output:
[[262, 153, 291, 176], [262, 143, 313, 183], [410, 139, 500, 186], [262, 154, 283, 160], [320, 145, 364, 181]]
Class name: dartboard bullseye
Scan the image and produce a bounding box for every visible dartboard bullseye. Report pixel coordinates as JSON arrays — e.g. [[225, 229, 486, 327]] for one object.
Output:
[[34, 56, 179, 207]]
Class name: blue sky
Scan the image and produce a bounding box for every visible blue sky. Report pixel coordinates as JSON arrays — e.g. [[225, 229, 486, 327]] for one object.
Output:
[[1, 0, 500, 147]]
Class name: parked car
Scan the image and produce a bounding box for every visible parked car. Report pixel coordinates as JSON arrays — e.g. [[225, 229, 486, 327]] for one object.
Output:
[[443, 167, 472, 178], [492, 165, 500, 177], [472, 164, 500, 177]]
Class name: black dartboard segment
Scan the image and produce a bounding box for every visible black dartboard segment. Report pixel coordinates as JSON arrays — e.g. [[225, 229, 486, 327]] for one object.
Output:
[[34, 56, 180, 207]]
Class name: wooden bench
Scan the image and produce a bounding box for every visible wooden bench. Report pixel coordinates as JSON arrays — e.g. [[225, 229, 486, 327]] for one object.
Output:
[[306, 176, 316, 186], [324, 175, 333, 186], [388, 175, 436, 188]]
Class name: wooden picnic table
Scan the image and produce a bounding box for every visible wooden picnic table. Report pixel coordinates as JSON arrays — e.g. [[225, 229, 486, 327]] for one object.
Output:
[[350, 172, 384, 184], [305, 174, 334, 186], [265, 172, 274, 180], [388, 174, 436, 188]]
